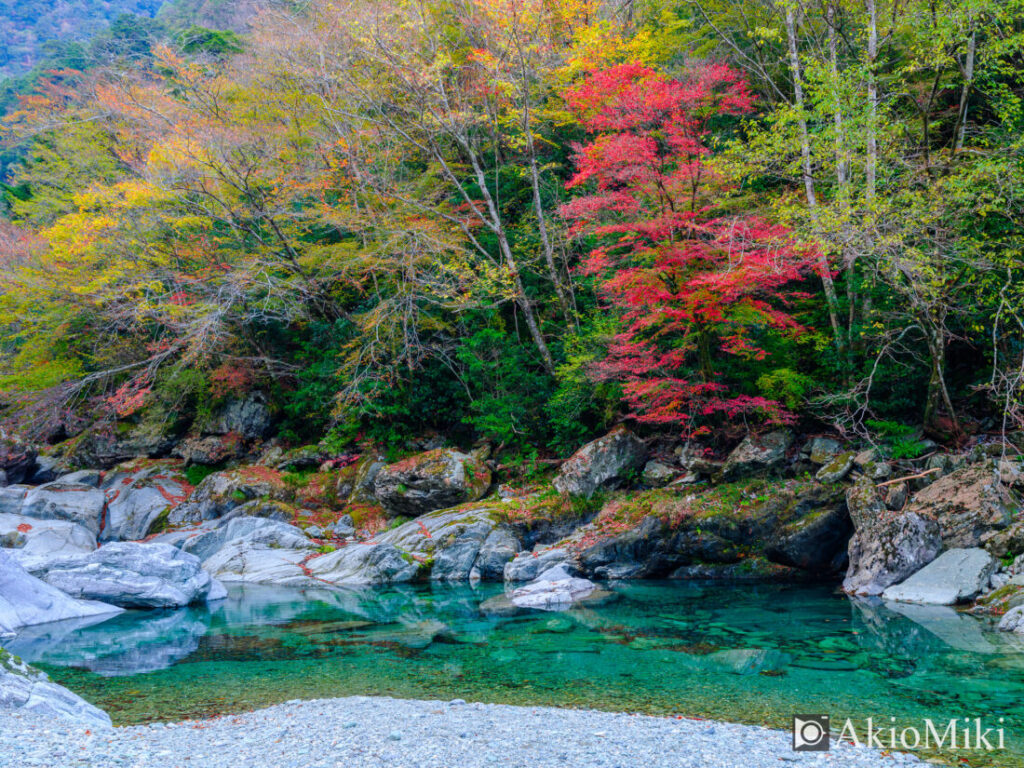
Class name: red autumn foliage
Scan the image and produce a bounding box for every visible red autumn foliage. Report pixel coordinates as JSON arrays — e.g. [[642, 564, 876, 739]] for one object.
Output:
[[560, 63, 815, 435]]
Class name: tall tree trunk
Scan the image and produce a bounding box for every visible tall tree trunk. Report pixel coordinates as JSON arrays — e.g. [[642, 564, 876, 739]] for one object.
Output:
[[784, 3, 844, 352], [865, 0, 878, 203]]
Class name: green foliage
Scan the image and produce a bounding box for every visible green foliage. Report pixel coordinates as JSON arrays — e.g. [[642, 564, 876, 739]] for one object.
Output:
[[184, 463, 219, 486], [866, 420, 928, 460], [756, 368, 815, 411]]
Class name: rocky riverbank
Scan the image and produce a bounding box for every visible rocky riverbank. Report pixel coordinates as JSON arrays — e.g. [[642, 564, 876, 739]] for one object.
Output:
[[0, 696, 922, 768]]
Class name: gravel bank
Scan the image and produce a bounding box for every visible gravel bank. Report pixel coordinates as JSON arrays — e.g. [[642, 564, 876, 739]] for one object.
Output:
[[0, 696, 920, 768]]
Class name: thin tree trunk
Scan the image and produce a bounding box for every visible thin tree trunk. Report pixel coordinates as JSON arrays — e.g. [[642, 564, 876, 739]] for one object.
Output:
[[468, 152, 556, 375], [866, 0, 878, 203], [954, 30, 976, 154], [784, 3, 843, 351]]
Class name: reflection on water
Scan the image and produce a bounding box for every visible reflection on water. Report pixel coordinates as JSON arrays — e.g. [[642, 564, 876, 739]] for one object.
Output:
[[16, 581, 1024, 766]]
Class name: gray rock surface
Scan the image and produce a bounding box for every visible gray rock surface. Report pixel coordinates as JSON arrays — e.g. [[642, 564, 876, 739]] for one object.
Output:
[[998, 605, 1024, 634], [206, 392, 273, 439], [0, 648, 111, 728], [815, 451, 855, 483], [552, 426, 647, 498], [0, 435, 38, 486], [843, 478, 942, 596], [720, 430, 792, 481], [18, 542, 218, 609], [641, 461, 676, 487], [0, 513, 96, 558], [20, 482, 106, 535], [504, 547, 571, 582], [806, 437, 842, 464], [0, 549, 121, 637], [881, 548, 997, 605], [100, 463, 192, 542], [510, 566, 597, 611]]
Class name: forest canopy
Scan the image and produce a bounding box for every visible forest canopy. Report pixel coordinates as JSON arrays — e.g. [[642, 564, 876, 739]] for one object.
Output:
[[0, 0, 1023, 459]]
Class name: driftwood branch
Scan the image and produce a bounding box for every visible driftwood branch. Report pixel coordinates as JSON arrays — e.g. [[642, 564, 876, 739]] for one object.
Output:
[[875, 468, 941, 488]]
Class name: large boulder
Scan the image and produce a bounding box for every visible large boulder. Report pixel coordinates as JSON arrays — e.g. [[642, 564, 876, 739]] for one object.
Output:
[[0, 549, 121, 637], [0, 513, 96, 558], [904, 461, 1019, 554], [61, 423, 178, 470], [202, 539, 314, 585], [574, 479, 850, 581], [881, 548, 997, 605], [100, 461, 193, 542], [187, 466, 290, 520], [474, 528, 521, 581], [720, 430, 793, 481], [0, 648, 111, 727], [20, 482, 106, 536], [374, 448, 491, 517], [310, 504, 509, 584], [181, 516, 313, 564], [0, 435, 37, 485], [205, 392, 273, 440], [552, 426, 647, 498], [18, 542, 219, 609], [843, 478, 942, 596]]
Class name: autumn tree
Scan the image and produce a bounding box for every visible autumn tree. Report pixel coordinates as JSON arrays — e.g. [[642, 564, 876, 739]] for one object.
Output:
[[561, 62, 813, 434]]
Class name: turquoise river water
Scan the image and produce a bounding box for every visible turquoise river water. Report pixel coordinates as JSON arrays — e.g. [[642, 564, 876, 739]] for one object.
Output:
[[8, 581, 1024, 766]]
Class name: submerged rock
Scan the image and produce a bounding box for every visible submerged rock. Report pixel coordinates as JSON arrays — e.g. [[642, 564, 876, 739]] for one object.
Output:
[[373, 448, 491, 517], [553, 426, 647, 499], [881, 548, 997, 605], [0, 647, 111, 727], [510, 566, 597, 611]]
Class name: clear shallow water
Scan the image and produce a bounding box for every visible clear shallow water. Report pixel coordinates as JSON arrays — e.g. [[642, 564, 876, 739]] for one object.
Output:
[[9, 581, 1024, 766]]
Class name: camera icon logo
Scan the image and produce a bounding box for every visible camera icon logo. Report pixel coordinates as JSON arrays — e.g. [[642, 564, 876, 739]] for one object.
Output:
[[792, 715, 830, 751]]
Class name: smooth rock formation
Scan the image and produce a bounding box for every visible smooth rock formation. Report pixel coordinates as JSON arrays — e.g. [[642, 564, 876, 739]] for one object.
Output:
[[0, 549, 121, 637], [311, 505, 508, 584], [0, 648, 111, 727], [100, 462, 192, 542], [720, 430, 792, 481], [998, 605, 1024, 634], [203, 540, 313, 585], [843, 478, 942, 596], [510, 566, 597, 611], [881, 548, 997, 605], [19, 542, 219, 609], [182, 516, 314, 564], [552, 426, 647, 498], [373, 449, 491, 517], [0, 513, 96, 558], [20, 482, 106, 535]]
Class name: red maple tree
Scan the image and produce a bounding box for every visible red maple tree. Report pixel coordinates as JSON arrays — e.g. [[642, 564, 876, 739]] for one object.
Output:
[[561, 62, 815, 435]]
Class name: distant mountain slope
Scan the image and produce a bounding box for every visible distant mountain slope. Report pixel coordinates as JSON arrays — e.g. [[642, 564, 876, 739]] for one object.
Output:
[[0, 0, 167, 78]]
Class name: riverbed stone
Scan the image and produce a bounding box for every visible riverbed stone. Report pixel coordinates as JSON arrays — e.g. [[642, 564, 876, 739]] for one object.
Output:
[[510, 566, 598, 611], [552, 426, 647, 498], [0, 513, 96, 558], [815, 451, 855, 483], [881, 548, 997, 605], [505, 547, 571, 583]]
